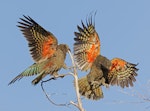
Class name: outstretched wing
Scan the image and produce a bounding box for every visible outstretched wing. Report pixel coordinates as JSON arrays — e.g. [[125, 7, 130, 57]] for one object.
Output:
[[18, 15, 58, 63], [74, 16, 100, 71], [108, 58, 138, 88]]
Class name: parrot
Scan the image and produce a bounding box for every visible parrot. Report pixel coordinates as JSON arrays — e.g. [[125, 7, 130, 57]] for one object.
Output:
[[78, 55, 111, 100], [74, 15, 138, 100], [9, 15, 70, 85]]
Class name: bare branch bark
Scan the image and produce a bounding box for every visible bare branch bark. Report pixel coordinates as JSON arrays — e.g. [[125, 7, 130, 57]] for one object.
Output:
[[41, 74, 72, 107], [68, 50, 85, 111]]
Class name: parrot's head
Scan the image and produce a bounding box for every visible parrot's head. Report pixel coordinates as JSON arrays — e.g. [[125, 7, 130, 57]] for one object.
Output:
[[58, 44, 70, 54]]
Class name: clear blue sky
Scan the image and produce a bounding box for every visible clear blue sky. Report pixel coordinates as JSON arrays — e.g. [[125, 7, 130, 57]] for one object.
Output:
[[1, 0, 150, 111]]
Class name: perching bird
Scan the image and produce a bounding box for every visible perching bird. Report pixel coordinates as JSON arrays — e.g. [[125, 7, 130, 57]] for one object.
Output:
[[74, 15, 138, 100], [9, 16, 70, 85]]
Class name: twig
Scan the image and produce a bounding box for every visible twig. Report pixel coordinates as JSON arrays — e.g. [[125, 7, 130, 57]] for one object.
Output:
[[70, 101, 79, 107], [41, 74, 71, 107], [119, 87, 150, 102], [41, 73, 84, 108]]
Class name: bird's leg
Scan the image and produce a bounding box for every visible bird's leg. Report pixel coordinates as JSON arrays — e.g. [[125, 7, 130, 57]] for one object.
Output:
[[90, 77, 109, 88], [41, 73, 65, 83], [62, 63, 68, 69], [100, 77, 109, 88], [90, 81, 100, 89], [53, 72, 70, 79], [53, 72, 63, 78]]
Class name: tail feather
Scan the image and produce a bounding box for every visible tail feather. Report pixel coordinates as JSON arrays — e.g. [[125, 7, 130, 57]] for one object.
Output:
[[78, 76, 103, 100], [8, 63, 39, 85], [32, 72, 46, 85], [8, 73, 24, 85]]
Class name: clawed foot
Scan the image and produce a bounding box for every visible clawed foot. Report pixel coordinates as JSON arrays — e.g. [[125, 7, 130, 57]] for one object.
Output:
[[90, 81, 100, 88], [101, 78, 109, 88], [102, 82, 109, 88], [90, 78, 110, 88], [53, 74, 66, 79]]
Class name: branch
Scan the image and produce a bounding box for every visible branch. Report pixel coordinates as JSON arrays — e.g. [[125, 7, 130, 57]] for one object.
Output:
[[41, 76, 83, 107], [41, 74, 71, 107], [40, 50, 85, 111], [68, 50, 85, 111]]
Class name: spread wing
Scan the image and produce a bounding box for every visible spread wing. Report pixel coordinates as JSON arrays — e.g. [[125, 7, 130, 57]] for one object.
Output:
[[108, 58, 138, 88], [17, 15, 58, 63], [74, 16, 100, 71]]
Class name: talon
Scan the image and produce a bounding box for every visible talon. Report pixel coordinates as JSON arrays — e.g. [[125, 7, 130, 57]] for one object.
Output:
[[60, 75, 65, 78], [90, 81, 100, 88], [102, 83, 109, 88]]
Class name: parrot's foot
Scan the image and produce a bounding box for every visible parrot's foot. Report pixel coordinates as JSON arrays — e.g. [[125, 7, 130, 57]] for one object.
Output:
[[63, 63, 75, 70], [90, 78, 109, 88], [101, 77, 109, 88], [90, 81, 100, 88], [53, 74, 65, 78], [102, 82, 109, 88]]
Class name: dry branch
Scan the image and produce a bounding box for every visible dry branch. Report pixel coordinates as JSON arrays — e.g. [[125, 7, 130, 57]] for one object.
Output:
[[40, 50, 85, 111]]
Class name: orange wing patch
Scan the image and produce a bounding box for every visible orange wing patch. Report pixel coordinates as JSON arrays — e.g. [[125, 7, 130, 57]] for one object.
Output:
[[86, 32, 100, 63], [42, 37, 57, 59], [109, 58, 126, 72], [74, 17, 100, 71], [18, 15, 58, 63], [108, 58, 138, 88], [86, 42, 100, 63]]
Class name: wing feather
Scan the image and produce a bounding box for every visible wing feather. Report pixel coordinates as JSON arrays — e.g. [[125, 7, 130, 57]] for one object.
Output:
[[108, 58, 138, 88], [74, 16, 100, 71], [17, 15, 58, 63]]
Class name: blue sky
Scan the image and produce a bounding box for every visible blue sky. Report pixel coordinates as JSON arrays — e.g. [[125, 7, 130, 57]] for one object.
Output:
[[1, 0, 150, 111]]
